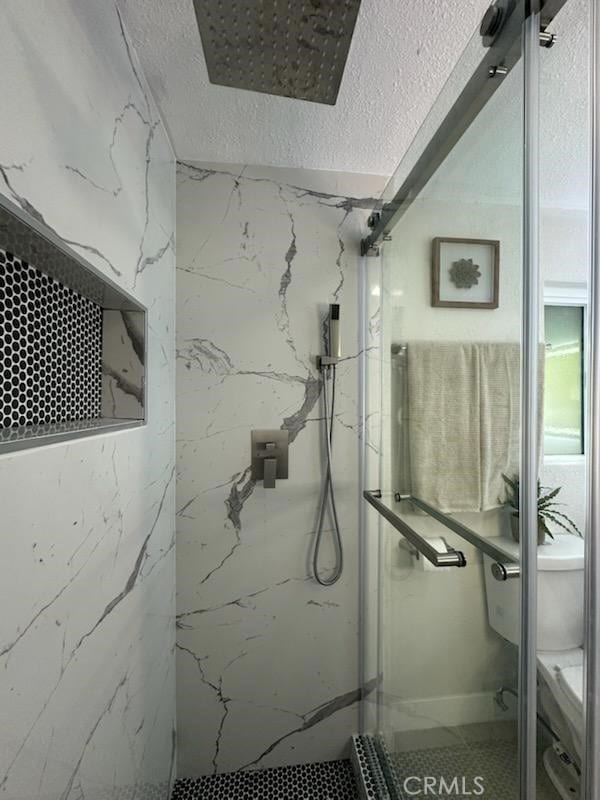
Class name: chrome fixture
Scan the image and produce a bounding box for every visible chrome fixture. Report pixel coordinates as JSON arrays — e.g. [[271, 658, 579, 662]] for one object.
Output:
[[251, 430, 289, 489], [191, 0, 362, 105], [539, 29, 557, 47], [491, 562, 521, 581], [313, 304, 344, 585], [328, 302, 341, 360], [495, 687, 561, 743], [360, 241, 381, 257], [480, 1, 515, 47], [363, 490, 466, 568], [520, 11, 542, 797], [480, 2, 556, 48], [364, 490, 528, 577], [361, 0, 569, 256]]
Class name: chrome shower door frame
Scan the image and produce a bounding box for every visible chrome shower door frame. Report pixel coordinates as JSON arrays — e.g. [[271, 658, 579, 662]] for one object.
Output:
[[520, 7, 540, 799], [584, 2, 600, 798]]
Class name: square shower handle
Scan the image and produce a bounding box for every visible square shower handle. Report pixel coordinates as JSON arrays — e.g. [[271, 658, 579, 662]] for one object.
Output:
[[251, 430, 289, 489]]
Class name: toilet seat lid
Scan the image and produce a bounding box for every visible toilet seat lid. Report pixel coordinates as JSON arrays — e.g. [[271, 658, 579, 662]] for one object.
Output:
[[557, 664, 583, 710]]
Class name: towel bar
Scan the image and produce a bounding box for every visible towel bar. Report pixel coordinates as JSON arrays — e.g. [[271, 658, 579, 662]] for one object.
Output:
[[363, 490, 467, 568], [397, 493, 520, 567], [363, 490, 520, 575]]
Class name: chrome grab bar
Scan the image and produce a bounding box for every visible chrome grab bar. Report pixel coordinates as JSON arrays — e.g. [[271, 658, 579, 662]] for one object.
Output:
[[364, 490, 520, 579], [363, 490, 467, 568]]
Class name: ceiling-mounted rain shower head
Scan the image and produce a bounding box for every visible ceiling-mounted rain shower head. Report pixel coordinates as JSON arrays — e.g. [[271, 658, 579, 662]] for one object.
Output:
[[192, 0, 362, 105]]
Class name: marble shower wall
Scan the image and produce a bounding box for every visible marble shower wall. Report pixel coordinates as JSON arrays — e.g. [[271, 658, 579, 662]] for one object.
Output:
[[0, 4, 175, 799], [176, 163, 386, 776], [102, 310, 146, 420]]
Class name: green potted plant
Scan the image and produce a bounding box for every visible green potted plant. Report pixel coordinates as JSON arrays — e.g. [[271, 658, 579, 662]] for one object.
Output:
[[501, 474, 582, 545]]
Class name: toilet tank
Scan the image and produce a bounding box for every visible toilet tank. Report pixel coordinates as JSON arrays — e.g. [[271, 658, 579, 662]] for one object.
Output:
[[483, 534, 585, 651]]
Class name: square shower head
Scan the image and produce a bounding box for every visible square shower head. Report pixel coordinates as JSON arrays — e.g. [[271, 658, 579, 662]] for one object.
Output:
[[192, 0, 362, 105]]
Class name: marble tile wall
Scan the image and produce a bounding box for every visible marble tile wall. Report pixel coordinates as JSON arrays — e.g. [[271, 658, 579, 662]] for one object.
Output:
[[102, 310, 146, 420], [0, 3, 175, 799], [176, 162, 386, 776]]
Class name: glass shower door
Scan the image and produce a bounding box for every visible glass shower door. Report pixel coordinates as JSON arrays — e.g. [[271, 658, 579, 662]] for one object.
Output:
[[359, 3, 551, 797], [373, 33, 527, 798], [360, 3, 600, 799]]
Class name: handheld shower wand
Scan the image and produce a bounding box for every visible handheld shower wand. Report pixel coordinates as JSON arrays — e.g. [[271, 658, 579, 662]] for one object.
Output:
[[313, 304, 344, 586], [328, 303, 341, 359]]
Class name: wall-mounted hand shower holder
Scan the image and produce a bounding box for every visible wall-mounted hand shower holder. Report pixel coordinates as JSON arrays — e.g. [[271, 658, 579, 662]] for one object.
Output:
[[316, 355, 339, 370], [251, 430, 289, 489]]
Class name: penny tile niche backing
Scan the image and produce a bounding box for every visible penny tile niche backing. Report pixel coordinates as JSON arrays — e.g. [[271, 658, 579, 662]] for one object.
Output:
[[0, 199, 146, 453]]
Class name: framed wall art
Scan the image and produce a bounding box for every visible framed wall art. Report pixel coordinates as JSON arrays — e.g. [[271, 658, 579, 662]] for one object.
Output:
[[431, 237, 500, 309]]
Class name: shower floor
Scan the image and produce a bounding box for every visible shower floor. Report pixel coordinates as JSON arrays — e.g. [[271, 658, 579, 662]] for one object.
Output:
[[171, 759, 358, 800], [391, 738, 562, 800]]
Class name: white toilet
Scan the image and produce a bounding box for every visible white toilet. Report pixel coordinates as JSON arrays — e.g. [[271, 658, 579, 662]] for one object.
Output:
[[483, 534, 585, 799]]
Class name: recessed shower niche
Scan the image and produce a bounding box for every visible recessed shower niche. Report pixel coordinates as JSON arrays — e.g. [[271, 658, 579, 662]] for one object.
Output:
[[0, 196, 146, 454]]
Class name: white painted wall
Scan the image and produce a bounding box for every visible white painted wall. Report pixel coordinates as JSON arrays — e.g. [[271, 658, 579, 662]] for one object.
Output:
[[0, 4, 176, 798]]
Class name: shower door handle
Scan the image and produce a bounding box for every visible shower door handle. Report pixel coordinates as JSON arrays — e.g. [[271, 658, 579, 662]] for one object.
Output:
[[363, 490, 467, 568]]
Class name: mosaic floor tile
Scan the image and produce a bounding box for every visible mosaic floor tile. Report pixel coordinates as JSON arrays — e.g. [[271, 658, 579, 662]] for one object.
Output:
[[391, 739, 561, 800], [171, 759, 358, 800]]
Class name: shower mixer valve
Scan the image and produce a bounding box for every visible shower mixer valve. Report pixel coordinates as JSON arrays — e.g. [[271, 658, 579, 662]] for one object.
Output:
[[250, 430, 289, 489]]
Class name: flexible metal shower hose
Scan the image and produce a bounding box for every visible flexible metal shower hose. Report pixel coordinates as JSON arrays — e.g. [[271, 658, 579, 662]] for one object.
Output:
[[312, 365, 344, 585]]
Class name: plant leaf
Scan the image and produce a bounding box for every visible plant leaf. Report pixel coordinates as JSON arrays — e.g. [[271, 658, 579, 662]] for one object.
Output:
[[538, 486, 561, 506], [541, 512, 569, 531], [502, 474, 518, 492], [539, 501, 566, 511], [542, 511, 582, 537], [553, 514, 582, 537], [500, 473, 519, 508], [545, 508, 581, 528]]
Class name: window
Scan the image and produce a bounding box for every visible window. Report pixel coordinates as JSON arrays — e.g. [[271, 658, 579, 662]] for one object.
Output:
[[544, 302, 585, 457]]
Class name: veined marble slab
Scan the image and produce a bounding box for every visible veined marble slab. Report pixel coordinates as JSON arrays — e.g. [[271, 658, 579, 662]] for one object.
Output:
[[176, 162, 385, 776], [0, 3, 175, 798], [102, 310, 145, 420]]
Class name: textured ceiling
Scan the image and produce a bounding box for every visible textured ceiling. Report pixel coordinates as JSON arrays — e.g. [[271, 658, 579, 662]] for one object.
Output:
[[118, 0, 492, 174], [409, 0, 588, 210]]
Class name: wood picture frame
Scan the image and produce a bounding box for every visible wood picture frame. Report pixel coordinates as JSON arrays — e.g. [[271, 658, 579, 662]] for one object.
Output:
[[432, 237, 500, 309]]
